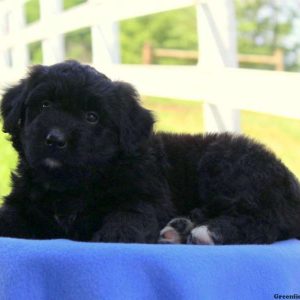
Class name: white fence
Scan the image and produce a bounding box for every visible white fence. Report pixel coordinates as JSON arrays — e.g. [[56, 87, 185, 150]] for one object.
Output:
[[1, 0, 300, 133]]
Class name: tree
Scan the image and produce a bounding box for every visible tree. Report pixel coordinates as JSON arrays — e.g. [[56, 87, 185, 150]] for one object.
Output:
[[120, 7, 198, 65], [235, 0, 300, 71]]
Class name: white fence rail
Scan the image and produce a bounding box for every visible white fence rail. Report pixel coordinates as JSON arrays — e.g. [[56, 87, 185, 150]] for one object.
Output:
[[1, 0, 300, 132]]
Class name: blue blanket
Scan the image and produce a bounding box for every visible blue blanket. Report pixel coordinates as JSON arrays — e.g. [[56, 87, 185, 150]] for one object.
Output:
[[0, 238, 299, 300]]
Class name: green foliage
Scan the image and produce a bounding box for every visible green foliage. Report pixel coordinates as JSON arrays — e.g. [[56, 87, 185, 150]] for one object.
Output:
[[64, 0, 86, 10], [120, 7, 198, 65], [29, 41, 43, 64], [25, 0, 40, 24], [65, 28, 92, 62], [235, 0, 300, 70]]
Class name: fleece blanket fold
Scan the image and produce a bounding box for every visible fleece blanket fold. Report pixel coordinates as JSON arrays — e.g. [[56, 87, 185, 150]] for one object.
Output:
[[0, 238, 299, 300]]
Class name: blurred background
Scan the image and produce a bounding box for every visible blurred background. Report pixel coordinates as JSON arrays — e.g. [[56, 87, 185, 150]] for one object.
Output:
[[1, 0, 300, 200]]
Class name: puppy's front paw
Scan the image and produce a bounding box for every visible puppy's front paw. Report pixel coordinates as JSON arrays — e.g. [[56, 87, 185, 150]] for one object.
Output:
[[158, 217, 194, 244], [187, 225, 216, 245], [92, 226, 145, 243]]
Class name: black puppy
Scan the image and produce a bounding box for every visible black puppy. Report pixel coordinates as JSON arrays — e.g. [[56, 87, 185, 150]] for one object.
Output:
[[1, 61, 300, 245]]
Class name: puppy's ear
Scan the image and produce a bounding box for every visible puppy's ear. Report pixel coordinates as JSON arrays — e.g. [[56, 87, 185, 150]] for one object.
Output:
[[113, 81, 154, 154], [1, 79, 27, 144], [1, 65, 46, 150]]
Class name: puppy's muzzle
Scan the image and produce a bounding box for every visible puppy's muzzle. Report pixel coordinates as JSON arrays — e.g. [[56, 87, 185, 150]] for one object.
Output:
[[45, 128, 67, 149]]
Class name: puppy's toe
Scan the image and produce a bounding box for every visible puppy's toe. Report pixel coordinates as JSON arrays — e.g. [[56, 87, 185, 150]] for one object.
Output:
[[158, 217, 194, 244], [158, 226, 181, 244], [187, 225, 215, 245]]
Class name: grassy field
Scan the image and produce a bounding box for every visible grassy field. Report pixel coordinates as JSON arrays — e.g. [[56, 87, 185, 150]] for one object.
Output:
[[0, 126, 18, 199], [0, 96, 300, 200]]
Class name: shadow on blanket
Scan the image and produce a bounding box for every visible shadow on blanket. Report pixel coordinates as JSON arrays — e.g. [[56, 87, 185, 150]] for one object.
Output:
[[0, 238, 299, 300]]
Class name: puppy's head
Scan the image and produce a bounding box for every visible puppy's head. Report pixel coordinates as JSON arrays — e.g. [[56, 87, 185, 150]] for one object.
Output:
[[1, 60, 154, 189]]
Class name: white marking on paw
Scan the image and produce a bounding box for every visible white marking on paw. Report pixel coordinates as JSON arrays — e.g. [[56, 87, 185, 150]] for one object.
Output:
[[190, 226, 215, 245], [44, 158, 62, 168], [159, 226, 181, 244]]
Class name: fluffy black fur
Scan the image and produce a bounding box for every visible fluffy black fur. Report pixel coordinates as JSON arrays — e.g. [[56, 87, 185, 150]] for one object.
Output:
[[1, 60, 300, 244]]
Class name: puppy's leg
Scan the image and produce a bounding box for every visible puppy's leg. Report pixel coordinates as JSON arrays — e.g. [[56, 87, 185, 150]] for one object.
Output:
[[158, 217, 195, 244], [0, 205, 33, 238], [187, 215, 282, 245], [92, 209, 160, 243]]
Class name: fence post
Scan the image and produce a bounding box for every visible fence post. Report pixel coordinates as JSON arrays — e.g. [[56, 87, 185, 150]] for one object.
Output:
[[8, 2, 29, 69], [274, 49, 284, 71], [143, 42, 153, 64], [89, 0, 120, 68], [196, 0, 240, 133], [40, 0, 65, 65]]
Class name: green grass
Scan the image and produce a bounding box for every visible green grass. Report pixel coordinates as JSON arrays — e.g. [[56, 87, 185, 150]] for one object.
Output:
[[1, 96, 300, 201], [0, 123, 18, 200]]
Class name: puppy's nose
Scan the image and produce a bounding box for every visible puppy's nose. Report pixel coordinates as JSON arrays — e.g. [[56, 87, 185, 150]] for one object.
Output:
[[45, 129, 67, 149]]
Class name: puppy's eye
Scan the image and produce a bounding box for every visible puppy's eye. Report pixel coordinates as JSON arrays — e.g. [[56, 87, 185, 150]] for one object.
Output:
[[86, 112, 99, 124], [42, 100, 52, 108]]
